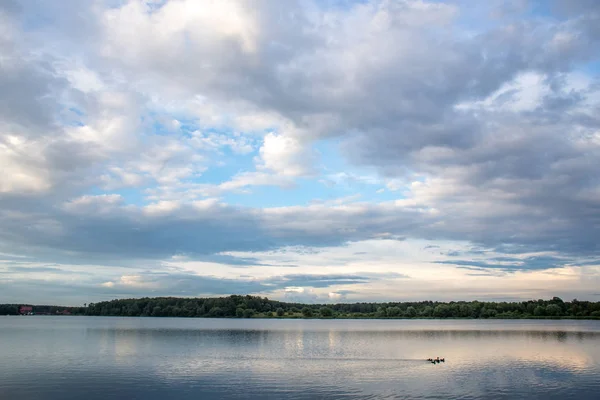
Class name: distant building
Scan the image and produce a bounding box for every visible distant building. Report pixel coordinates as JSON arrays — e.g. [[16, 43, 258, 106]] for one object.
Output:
[[19, 306, 33, 315]]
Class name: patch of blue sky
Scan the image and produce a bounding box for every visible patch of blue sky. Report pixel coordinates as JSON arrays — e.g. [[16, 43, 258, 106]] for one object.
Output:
[[222, 173, 404, 209], [579, 60, 600, 76], [68, 107, 84, 117], [449, 3, 510, 34], [56, 106, 85, 127], [18, 5, 53, 31], [427, 0, 562, 38], [372, 188, 406, 202], [189, 149, 257, 187], [315, 0, 371, 10], [145, 113, 266, 150], [316, 138, 384, 185], [220, 175, 379, 208], [177, 119, 201, 137], [528, 0, 562, 20], [144, 0, 168, 14], [314, 137, 352, 171], [221, 180, 319, 208], [140, 111, 179, 137]]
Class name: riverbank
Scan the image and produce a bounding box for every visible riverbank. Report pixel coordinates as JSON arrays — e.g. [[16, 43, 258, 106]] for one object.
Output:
[[6, 295, 599, 320]]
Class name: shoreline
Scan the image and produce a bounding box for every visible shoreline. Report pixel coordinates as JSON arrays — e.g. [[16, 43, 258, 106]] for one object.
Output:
[[5, 314, 600, 321], [5, 295, 600, 319]]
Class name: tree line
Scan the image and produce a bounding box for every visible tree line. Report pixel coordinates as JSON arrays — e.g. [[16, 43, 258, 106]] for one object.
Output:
[[4, 295, 596, 319], [0, 304, 79, 315]]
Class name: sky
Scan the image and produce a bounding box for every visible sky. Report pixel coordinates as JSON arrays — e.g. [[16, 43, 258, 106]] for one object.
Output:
[[1, 0, 599, 306]]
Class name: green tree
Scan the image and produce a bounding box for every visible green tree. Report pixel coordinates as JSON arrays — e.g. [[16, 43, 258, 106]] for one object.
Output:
[[276, 308, 285, 317], [53, 294, 600, 320], [534, 306, 546, 316], [546, 304, 562, 316], [421, 306, 433, 317], [243, 308, 255, 318], [209, 307, 224, 317], [302, 307, 313, 317], [434, 304, 451, 318], [320, 307, 334, 317], [458, 304, 473, 318], [405, 306, 417, 318], [387, 306, 401, 317]]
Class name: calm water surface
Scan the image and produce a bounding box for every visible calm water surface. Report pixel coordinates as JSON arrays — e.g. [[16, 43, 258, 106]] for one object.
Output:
[[1, 317, 599, 399]]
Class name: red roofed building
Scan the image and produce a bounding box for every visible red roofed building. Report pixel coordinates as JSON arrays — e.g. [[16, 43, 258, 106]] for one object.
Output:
[[19, 306, 33, 314]]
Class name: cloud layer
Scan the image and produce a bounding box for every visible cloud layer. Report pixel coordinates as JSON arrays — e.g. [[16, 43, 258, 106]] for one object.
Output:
[[1, 0, 599, 304]]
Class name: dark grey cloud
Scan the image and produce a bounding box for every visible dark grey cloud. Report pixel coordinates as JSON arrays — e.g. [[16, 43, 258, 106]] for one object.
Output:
[[265, 274, 371, 289], [197, 254, 297, 268], [0, 265, 73, 274], [435, 255, 568, 272], [331, 289, 359, 295], [0, 197, 433, 262], [265, 272, 409, 289], [0, 55, 65, 133], [0, 3, 70, 135], [550, 0, 600, 16]]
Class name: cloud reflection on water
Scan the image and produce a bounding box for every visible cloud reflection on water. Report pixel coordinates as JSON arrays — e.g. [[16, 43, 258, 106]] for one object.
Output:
[[1, 318, 599, 400]]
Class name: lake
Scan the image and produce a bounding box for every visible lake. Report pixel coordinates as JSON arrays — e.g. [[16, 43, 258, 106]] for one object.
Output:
[[0, 317, 599, 399]]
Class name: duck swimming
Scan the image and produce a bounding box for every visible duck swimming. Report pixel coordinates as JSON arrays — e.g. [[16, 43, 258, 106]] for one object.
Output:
[[427, 357, 445, 363]]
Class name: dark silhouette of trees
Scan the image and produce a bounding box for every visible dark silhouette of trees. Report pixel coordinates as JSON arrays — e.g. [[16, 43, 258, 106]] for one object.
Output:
[[386, 306, 401, 317], [0, 304, 81, 315], [546, 304, 562, 316], [534, 306, 546, 316], [3, 296, 599, 319], [320, 307, 334, 317], [302, 307, 313, 317]]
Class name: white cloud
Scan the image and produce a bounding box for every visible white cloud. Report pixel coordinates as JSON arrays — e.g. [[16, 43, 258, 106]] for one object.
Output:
[[257, 133, 317, 177], [0, 136, 52, 193], [219, 171, 294, 191], [143, 200, 181, 216], [455, 71, 551, 112], [61, 63, 105, 93], [63, 194, 125, 215]]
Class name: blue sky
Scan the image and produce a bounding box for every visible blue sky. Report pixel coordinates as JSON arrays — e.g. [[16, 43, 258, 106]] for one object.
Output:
[[0, 0, 599, 305]]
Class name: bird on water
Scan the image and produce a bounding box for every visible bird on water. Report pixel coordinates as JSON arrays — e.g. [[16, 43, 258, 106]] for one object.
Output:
[[427, 357, 445, 363]]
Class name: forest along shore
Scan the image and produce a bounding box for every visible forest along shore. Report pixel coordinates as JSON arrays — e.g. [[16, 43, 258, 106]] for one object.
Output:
[[3, 296, 600, 319]]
